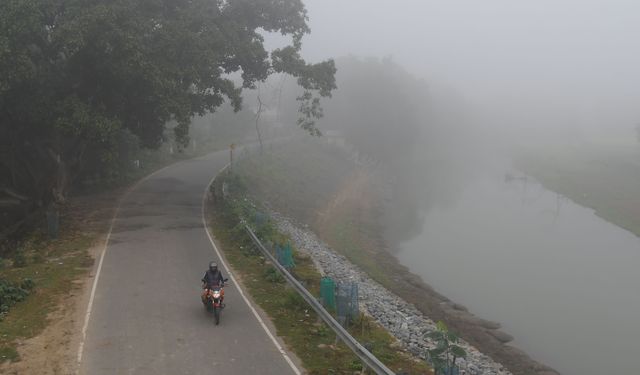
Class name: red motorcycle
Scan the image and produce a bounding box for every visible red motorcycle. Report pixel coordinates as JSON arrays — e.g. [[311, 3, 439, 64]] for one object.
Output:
[[202, 279, 228, 325]]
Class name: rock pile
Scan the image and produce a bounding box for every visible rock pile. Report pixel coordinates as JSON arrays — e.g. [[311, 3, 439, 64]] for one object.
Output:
[[271, 211, 512, 375]]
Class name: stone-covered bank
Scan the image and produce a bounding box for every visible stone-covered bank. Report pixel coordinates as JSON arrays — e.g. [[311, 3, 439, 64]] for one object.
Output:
[[271, 210, 513, 375]]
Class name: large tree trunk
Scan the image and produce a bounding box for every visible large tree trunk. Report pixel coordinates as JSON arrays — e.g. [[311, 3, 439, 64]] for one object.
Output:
[[47, 147, 69, 205]]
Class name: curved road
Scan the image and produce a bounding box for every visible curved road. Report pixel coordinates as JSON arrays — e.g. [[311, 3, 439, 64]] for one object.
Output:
[[79, 150, 298, 374]]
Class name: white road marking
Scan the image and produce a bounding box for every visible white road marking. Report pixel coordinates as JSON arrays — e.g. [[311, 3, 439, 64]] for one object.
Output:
[[201, 164, 302, 375], [77, 154, 299, 375], [76, 162, 176, 372]]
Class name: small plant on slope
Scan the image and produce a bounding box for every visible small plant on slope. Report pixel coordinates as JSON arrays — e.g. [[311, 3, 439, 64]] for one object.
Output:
[[427, 321, 467, 375]]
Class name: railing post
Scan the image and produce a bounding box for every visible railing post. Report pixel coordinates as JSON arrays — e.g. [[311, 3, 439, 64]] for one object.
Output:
[[244, 225, 395, 375]]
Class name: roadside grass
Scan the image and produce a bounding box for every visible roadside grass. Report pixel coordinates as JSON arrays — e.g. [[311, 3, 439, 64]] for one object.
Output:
[[235, 139, 396, 299], [0, 223, 99, 362], [325, 216, 392, 287], [208, 180, 431, 374], [234, 137, 353, 224]]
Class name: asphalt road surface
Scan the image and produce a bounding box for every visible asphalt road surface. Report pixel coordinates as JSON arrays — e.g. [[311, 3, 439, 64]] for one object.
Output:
[[79, 150, 298, 374]]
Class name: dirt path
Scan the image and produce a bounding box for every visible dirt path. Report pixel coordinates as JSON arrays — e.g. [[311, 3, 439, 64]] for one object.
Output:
[[0, 190, 119, 375], [0, 244, 102, 375], [316, 169, 372, 232]]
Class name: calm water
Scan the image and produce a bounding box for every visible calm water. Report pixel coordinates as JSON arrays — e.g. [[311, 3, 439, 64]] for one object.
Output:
[[397, 168, 640, 375]]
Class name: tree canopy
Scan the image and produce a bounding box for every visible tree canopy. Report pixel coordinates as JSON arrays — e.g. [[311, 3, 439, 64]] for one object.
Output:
[[0, 0, 336, 225]]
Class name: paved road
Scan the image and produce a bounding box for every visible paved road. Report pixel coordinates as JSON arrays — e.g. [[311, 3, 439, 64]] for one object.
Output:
[[79, 150, 297, 374]]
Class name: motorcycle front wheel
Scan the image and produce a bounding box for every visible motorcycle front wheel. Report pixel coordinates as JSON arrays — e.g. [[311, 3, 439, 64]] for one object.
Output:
[[213, 306, 220, 325]]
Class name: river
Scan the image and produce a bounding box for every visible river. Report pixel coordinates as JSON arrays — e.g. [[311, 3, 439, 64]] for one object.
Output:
[[396, 165, 640, 375]]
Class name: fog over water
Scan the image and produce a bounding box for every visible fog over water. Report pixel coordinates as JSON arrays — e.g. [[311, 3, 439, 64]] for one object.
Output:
[[262, 1, 640, 374], [397, 166, 640, 375]]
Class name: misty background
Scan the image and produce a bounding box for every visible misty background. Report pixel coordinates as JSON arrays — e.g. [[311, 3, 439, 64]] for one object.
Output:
[[61, 2, 640, 374], [277, 0, 640, 145], [5, 0, 633, 373], [257, 0, 640, 242], [251, 2, 640, 374]]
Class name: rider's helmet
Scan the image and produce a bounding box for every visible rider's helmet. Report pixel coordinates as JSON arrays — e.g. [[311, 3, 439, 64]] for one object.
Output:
[[209, 261, 218, 272]]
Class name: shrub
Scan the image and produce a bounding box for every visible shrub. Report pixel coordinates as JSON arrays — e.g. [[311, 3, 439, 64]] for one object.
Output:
[[0, 278, 35, 319], [12, 250, 27, 268], [348, 360, 363, 371], [264, 267, 285, 283], [426, 321, 467, 375], [284, 289, 306, 311], [31, 251, 45, 264]]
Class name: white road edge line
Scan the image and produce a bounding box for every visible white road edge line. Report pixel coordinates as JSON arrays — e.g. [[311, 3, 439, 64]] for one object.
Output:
[[201, 164, 302, 375], [75, 161, 176, 373]]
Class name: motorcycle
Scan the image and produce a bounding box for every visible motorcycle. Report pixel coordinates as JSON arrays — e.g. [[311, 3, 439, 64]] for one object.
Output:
[[202, 278, 228, 325]]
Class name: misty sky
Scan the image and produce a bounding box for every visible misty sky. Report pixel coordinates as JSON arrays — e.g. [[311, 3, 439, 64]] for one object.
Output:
[[275, 0, 640, 140]]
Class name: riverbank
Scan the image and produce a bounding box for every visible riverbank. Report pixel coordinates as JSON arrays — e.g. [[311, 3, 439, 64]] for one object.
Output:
[[233, 138, 558, 375], [517, 142, 640, 238], [207, 171, 431, 374], [271, 209, 510, 374]]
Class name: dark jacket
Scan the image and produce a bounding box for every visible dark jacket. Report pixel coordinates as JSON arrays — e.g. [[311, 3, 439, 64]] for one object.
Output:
[[202, 269, 224, 288]]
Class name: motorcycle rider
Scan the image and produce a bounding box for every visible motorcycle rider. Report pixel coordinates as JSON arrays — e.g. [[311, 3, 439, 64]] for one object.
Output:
[[201, 261, 225, 304]]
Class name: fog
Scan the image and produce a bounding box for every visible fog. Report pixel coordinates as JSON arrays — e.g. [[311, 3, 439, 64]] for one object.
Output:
[[256, 0, 640, 247], [258, 2, 640, 375], [286, 0, 640, 146], [8, 1, 640, 374]]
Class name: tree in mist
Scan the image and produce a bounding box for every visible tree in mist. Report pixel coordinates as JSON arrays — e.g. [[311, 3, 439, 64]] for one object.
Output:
[[304, 56, 433, 241], [274, 56, 474, 244], [0, 0, 336, 235], [317, 56, 426, 162], [254, 96, 266, 153]]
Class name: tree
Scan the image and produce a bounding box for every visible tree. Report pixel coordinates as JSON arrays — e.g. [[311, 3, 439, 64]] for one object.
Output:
[[254, 95, 266, 153], [0, 0, 336, 236], [427, 321, 467, 375]]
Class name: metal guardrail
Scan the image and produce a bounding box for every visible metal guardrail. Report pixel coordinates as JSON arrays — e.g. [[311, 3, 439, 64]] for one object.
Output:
[[244, 225, 396, 375]]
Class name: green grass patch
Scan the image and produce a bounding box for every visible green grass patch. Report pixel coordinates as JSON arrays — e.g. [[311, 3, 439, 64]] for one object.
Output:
[[0, 346, 19, 362], [234, 139, 395, 296], [0, 229, 95, 361], [208, 174, 431, 374], [234, 137, 354, 224], [326, 216, 392, 287], [518, 144, 640, 237]]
